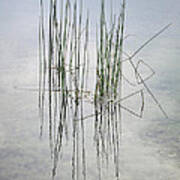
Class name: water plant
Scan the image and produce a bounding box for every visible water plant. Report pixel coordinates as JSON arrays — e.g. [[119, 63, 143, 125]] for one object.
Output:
[[38, 0, 170, 179]]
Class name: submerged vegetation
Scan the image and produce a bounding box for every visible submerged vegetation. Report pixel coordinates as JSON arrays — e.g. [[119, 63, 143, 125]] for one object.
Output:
[[38, 0, 170, 179]]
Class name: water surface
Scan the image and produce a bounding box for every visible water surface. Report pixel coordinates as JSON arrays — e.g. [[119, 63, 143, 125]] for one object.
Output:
[[0, 0, 180, 179]]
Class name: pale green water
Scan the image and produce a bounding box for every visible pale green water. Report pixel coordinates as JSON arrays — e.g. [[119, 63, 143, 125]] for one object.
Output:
[[0, 0, 180, 179]]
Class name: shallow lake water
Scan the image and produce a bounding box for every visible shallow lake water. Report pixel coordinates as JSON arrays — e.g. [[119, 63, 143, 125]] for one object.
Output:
[[0, 0, 180, 180]]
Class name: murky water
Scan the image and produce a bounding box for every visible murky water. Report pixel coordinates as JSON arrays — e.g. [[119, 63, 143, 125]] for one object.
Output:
[[0, 0, 180, 180]]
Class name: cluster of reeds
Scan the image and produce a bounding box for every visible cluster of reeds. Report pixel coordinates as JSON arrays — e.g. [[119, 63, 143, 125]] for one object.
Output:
[[39, 0, 89, 179], [93, 0, 170, 179], [93, 1, 126, 179], [38, 0, 170, 179], [94, 0, 125, 103]]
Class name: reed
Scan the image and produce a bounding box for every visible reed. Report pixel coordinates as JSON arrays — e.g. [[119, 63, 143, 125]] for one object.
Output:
[[38, 0, 169, 179], [95, 0, 126, 103], [39, 0, 90, 178]]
